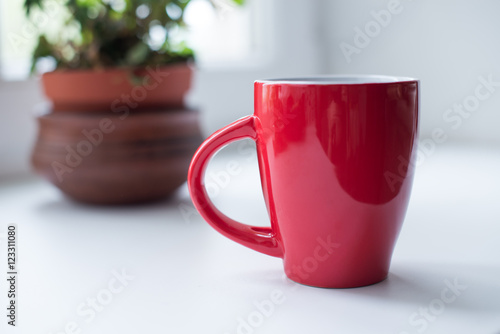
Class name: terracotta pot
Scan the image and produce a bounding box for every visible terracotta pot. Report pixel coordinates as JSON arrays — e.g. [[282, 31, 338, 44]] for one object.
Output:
[[31, 109, 203, 204], [42, 63, 193, 112]]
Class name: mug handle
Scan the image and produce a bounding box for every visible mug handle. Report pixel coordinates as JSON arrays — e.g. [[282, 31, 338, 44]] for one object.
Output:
[[188, 115, 283, 258]]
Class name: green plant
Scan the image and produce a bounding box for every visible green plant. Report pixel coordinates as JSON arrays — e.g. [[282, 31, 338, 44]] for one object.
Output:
[[24, 0, 243, 72]]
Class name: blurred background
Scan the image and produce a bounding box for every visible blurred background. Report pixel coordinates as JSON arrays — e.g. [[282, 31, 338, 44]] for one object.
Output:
[[1, 0, 499, 177], [1, 1, 499, 333]]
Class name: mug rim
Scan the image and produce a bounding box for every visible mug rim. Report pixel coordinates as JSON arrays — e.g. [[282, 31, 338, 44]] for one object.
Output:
[[255, 74, 418, 85]]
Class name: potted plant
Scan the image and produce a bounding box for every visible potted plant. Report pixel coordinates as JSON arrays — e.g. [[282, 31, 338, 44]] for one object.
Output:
[[28, 0, 241, 204]]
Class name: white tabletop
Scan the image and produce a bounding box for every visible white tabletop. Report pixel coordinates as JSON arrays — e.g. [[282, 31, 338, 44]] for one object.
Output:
[[1, 142, 499, 334]]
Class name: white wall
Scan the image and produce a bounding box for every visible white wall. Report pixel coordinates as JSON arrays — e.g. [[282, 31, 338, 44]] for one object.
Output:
[[0, 79, 43, 178], [324, 0, 500, 143]]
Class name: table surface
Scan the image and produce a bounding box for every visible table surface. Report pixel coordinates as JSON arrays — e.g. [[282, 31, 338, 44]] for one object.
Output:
[[0, 142, 499, 334]]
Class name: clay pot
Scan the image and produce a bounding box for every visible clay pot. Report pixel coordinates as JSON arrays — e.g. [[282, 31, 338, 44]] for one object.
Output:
[[41, 63, 193, 112], [32, 63, 203, 204], [31, 109, 203, 204]]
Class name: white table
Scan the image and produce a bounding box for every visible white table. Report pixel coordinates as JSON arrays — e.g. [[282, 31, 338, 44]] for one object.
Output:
[[1, 142, 499, 334]]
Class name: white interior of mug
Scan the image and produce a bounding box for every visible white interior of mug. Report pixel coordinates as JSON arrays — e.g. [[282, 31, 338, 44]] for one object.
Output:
[[256, 75, 417, 85]]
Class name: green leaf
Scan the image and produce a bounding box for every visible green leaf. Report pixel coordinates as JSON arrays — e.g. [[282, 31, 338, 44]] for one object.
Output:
[[125, 41, 150, 66], [30, 35, 56, 73]]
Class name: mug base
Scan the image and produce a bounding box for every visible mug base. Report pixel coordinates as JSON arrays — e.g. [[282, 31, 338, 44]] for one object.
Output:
[[284, 273, 388, 289]]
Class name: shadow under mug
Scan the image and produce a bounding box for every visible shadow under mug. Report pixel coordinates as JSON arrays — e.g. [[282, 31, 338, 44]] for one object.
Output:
[[188, 75, 419, 288]]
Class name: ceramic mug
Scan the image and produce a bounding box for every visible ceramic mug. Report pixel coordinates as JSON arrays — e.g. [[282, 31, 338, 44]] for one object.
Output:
[[188, 75, 419, 288]]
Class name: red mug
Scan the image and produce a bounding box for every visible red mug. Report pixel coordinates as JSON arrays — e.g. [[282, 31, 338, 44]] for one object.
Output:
[[188, 76, 419, 288]]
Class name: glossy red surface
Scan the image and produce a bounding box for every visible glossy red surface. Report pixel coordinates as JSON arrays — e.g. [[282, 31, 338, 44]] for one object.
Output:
[[188, 77, 419, 288]]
